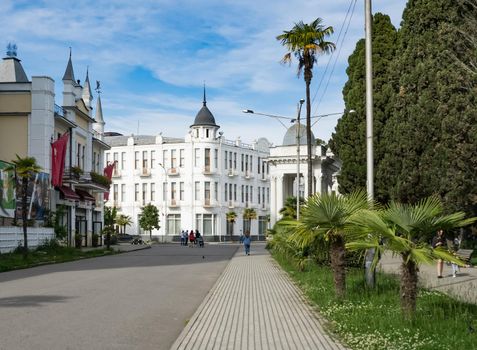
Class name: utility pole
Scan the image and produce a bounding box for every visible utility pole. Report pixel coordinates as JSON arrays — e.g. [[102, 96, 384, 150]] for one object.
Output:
[[295, 99, 304, 220], [364, 0, 375, 288]]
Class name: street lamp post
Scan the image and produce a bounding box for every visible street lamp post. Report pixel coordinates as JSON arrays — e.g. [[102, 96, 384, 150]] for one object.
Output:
[[295, 99, 304, 219], [158, 162, 167, 241], [365, 0, 375, 288]]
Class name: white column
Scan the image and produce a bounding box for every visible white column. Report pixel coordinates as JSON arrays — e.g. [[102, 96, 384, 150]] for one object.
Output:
[[276, 176, 284, 220], [87, 208, 93, 246]]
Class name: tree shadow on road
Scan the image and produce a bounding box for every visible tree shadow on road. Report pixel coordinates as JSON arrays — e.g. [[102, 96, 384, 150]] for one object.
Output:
[[0, 295, 73, 307]]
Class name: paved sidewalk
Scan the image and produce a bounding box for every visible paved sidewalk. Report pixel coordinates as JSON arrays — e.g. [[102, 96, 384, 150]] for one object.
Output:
[[171, 243, 347, 350], [379, 253, 477, 304]]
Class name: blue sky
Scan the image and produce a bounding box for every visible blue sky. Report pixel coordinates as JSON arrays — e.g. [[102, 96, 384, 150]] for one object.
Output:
[[1, 0, 407, 146]]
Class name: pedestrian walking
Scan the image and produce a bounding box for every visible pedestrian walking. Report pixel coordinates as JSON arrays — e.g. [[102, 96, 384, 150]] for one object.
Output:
[[242, 230, 252, 255], [180, 230, 185, 246], [449, 236, 461, 278], [189, 230, 196, 247], [432, 229, 446, 278]]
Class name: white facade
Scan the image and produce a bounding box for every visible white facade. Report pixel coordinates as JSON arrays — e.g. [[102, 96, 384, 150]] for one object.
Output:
[[105, 101, 271, 241], [267, 125, 341, 226]]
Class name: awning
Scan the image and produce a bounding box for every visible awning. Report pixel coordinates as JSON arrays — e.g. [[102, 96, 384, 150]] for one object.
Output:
[[75, 189, 96, 203], [57, 185, 80, 201]]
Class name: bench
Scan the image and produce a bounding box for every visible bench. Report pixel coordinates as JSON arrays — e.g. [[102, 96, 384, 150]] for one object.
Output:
[[456, 249, 474, 265]]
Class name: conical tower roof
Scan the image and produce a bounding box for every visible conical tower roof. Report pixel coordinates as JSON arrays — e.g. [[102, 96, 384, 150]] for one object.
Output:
[[190, 85, 218, 128], [0, 44, 29, 83], [82, 67, 93, 105], [62, 49, 75, 81], [95, 94, 104, 123]]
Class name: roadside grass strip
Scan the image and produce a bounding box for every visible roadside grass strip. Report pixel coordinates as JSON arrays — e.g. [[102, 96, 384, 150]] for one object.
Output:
[[273, 251, 477, 350]]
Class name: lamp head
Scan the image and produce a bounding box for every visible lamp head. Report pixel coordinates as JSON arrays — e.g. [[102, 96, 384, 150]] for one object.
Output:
[[348, 109, 356, 114], [299, 99, 305, 104], [242, 109, 254, 114]]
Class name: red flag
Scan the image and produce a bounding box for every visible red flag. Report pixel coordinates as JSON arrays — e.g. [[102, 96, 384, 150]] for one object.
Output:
[[103, 162, 116, 201], [51, 132, 69, 187]]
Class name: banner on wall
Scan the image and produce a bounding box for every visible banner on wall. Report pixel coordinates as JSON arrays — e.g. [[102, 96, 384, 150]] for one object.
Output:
[[28, 172, 50, 221], [15, 172, 50, 221], [0, 160, 16, 218]]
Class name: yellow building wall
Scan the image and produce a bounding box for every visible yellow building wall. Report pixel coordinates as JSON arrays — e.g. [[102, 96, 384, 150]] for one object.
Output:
[[0, 115, 28, 161], [75, 115, 89, 131], [0, 93, 31, 113]]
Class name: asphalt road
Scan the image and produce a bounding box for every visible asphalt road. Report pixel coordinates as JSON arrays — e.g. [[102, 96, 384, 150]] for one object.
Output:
[[0, 244, 238, 350]]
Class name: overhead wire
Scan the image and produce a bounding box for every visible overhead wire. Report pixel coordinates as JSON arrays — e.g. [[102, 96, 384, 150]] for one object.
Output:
[[310, 0, 355, 108], [312, 0, 358, 116]]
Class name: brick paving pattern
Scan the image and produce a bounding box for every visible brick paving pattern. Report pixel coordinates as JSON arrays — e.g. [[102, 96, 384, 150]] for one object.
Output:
[[171, 244, 347, 350]]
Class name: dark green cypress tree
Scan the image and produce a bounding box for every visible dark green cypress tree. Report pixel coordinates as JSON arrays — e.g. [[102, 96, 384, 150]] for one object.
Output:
[[379, 0, 477, 216], [329, 13, 397, 203]]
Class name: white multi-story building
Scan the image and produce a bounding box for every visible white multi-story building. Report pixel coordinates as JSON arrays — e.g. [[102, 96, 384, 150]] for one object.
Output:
[[105, 93, 271, 241]]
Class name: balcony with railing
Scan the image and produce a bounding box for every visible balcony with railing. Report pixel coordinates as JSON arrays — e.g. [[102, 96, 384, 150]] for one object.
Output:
[[203, 165, 214, 175], [168, 167, 180, 176], [54, 104, 65, 117], [169, 199, 179, 207], [112, 168, 121, 178], [140, 167, 151, 177], [244, 171, 254, 179], [228, 200, 235, 209], [227, 169, 237, 177]]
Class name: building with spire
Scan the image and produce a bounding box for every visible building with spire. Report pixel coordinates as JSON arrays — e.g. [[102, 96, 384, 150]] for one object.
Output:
[[0, 44, 110, 251], [104, 87, 271, 241]]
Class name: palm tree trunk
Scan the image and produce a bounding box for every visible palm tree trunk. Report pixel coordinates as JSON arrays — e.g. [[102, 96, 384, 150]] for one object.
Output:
[[330, 237, 346, 298], [22, 178, 28, 259], [400, 257, 418, 318], [305, 71, 313, 198]]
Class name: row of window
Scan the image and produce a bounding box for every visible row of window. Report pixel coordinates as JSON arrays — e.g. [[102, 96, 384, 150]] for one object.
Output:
[[105, 148, 269, 175], [147, 213, 268, 236], [224, 183, 270, 204], [112, 182, 269, 204]]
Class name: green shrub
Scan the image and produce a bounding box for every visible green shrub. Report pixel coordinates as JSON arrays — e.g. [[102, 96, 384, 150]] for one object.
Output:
[[90, 172, 112, 187]]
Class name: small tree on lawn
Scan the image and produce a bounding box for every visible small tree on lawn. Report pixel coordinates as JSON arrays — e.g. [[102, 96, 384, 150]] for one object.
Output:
[[6, 155, 42, 259], [139, 204, 160, 240], [103, 206, 117, 249]]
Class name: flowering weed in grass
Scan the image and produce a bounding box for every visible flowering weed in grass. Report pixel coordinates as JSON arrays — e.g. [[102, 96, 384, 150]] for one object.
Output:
[[273, 251, 477, 350]]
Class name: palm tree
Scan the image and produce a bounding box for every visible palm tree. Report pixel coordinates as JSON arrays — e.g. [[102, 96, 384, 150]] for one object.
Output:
[[226, 211, 237, 238], [347, 196, 476, 318], [103, 206, 117, 249], [243, 208, 257, 234], [116, 214, 132, 235], [279, 196, 305, 220], [289, 190, 369, 299], [277, 19, 335, 198], [6, 155, 42, 258]]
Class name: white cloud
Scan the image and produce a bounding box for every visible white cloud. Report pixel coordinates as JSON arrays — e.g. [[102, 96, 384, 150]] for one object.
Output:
[[1, 0, 408, 146]]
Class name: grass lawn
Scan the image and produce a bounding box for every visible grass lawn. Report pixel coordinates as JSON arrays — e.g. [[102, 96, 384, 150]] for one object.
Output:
[[0, 243, 117, 273], [273, 251, 477, 350]]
